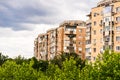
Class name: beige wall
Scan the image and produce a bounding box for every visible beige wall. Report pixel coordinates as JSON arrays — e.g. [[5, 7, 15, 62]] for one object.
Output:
[[91, 6, 104, 61], [113, 2, 120, 52]]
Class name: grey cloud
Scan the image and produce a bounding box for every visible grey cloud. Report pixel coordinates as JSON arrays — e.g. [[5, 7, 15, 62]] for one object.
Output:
[[0, 0, 99, 31]]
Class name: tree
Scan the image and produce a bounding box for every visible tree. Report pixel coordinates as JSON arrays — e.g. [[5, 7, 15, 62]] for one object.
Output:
[[0, 53, 8, 66]]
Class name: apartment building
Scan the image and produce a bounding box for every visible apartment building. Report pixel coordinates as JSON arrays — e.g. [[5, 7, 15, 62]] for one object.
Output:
[[59, 21, 86, 60], [47, 28, 57, 60], [85, 19, 92, 60], [87, 0, 120, 61], [34, 34, 48, 60], [34, 0, 120, 61], [34, 20, 86, 60]]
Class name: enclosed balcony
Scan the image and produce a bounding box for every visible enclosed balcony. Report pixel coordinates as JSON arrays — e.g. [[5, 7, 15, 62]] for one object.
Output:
[[64, 26, 76, 35]]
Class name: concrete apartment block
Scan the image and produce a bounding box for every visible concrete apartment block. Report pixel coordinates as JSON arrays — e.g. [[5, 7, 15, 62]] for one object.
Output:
[[34, 0, 120, 62], [88, 0, 120, 61], [34, 20, 86, 60]]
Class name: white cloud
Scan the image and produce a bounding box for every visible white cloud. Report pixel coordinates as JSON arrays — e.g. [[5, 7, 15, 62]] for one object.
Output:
[[0, 0, 100, 58], [0, 24, 58, 58]]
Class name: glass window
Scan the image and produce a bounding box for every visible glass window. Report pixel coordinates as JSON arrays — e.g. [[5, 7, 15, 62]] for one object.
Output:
[[94, 21, 96, 26], [86, 56, 91, 60], [86, 32, 90, 36], [116, 46, 120, 51], [116, 36, 120, 41], [104, 17, 110, 22], [94, 30, 96, 35], [103, 6, 111, 14], [105, 17, 109, 22], [100, 47, 103, 53], [116, 17, 120, 22], [116, 26, 120, 31], [93, 57, 96, 60], [94, 13, 97, 17], [86, 48, 91, 53], [116, 7, 120, 12], [86, 40, 90, 44], [105, 26, 110, 31], [93, 48, 96, 52], [100, 29, 103, 34]]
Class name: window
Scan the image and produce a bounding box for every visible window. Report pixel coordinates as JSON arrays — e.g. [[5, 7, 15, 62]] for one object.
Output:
[[94, 21, 96, 26], [86, 32, 90, 36], [116, 7, 120, 12], [105, 17, 109, 22], [93, 48, 96, 52], [116, 26, 120, 31], [100, 20, 103, 24], [93, 30, 96, 35], [105, 26, 110, 31], [86, 56, 91, 60], [64, 47, 67, 50], [100, 29, 103, 34], [94, 13, 97, 17], [116, 17, 120, 22], [86, 40, 90, 44], [100, 47, 103, 53], [93, 57, 96, 60], [105, 36, 110, 42], [103, 6, 111, 14], [86, 48, 91, 53], [116, 46, 120, 51], [116, 36, 120, 41]]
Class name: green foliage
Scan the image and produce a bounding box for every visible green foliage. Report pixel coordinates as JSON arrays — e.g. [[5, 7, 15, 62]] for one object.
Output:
[[0, 53, 8, 66], [0, 51, 120, 79]]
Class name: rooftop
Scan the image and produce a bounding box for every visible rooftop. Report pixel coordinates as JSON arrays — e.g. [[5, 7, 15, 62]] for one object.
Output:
[[97, 0, 120, 7], [59, 20, 85, 27]]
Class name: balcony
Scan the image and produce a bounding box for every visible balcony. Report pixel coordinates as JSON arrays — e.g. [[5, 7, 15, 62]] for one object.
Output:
[[86, 52, 91, 56], [104, 42, 109, 45], [86, 29, 90, 32], [65, 30, 76, 35], [86, 56, 91, 60], [64, 42, 76, 46], [86, 44, 91, 48], [112, 12, 117, 16], [86, 19, 91, 24], [67, 46, 74, 50], [104, 31, 109, 36], [85, 36, 90, 40]]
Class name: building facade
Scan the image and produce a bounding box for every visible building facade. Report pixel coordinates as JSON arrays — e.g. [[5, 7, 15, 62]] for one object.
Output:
[[34, 0, 120, 61], [34, 20, 86, 60], [87, 0, 120, 61]]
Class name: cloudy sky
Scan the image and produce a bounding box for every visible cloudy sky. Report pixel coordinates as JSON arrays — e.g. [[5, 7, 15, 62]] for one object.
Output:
[[0, 0, 100, 58]]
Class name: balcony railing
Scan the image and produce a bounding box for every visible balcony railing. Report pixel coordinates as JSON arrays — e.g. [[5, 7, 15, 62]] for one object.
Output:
[[65, 30, 76, 34]]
